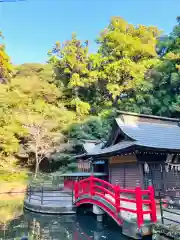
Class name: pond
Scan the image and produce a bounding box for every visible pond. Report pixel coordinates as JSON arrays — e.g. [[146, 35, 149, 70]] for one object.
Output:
[[0, 209, 138, 240]]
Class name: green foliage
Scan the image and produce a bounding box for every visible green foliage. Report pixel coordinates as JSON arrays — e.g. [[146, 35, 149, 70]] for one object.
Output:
[[0, 75, 75, 175], [0, 199, 23, 224], [49, 111, 117, 170], [93, 17, 161, 109], [0, 32, 13, 80], [66, 116, 110, 141], [49, 18, 162, 115], [14, 63, 54, 82], [0, 169, 28, 183], [145, 17, 180, 117], [1, 16, 180, 179], [48, 34, 94, 115]]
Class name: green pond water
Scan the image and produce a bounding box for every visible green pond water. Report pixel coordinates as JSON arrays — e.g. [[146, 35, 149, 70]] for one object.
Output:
[[0, 210, 129, 240], [0, 207, 153, 240]]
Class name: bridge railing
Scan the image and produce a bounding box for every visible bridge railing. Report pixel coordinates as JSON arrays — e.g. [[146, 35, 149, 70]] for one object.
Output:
[[74, 176, 157, 228], [159, 194, 180, 225], [26, 185, 74, 205]]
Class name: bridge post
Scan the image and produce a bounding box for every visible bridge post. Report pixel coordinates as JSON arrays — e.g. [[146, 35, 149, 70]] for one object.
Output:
[[93, 205, 104, 222], [90, 175, 95, 196], [135, 180, 144, 228], [115, 180, 120, 214], [97, 215, 103, 222], [74, 179, 78, 200], [148, 180, 157, 223]]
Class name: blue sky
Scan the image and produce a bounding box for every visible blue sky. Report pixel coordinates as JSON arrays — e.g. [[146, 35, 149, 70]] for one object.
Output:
[[0, 0, 179, 64]]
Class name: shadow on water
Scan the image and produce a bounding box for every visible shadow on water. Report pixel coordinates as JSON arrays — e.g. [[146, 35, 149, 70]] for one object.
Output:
[[0, 209, 152, 240]]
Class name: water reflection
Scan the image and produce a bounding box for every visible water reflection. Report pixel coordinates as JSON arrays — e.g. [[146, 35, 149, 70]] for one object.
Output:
[[0, 210, 131, 240]]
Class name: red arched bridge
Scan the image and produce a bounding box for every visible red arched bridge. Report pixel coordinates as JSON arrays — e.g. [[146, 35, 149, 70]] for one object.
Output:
[[74, 176, 157, 238]]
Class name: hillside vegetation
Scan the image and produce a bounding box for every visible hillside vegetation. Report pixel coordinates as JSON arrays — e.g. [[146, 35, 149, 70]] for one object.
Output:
[[0, 16, 179, 188]]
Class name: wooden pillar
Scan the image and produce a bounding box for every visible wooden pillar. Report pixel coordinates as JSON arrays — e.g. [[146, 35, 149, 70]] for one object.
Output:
[[135, 181, 144, 228]]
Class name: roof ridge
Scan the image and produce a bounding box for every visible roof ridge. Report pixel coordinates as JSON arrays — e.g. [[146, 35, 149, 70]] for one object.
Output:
[[116, 110, 180, 122], [121, 121, 180, 128], [137, 121, 180, 128]]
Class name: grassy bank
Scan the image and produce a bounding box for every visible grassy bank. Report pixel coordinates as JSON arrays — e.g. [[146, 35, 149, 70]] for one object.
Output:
[[0, 199, 24, 224], [0, 170, 65, 224], [0, 169, 28, 224], [0, 174, 26, 224], [0, 169, 28, 195]]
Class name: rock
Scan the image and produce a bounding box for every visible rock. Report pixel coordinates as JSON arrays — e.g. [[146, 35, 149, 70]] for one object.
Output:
[[21, 237, 28, 240]]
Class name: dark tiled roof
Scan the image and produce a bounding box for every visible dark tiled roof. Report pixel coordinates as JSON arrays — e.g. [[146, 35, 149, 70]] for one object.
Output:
[[76, 141, 135, 159], [83, 142, 104, 153], [76, 116, 180, 160], [92, 141, 135, 155], [60, 172, 107, 177], [116, 118, 180, 150]]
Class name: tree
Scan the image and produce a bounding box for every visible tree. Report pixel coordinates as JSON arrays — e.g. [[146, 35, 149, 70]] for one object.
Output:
[[55, 111, 117, 172], [0, 32, 12, 81], [48, 18, 162, 115], [94, 17, 161, 111], [145, 17, 180, 117], [14, 63, 54, 83], [48, 33, 98, 116], [23, 116, 64, 178], [0, 76, 75, 175]]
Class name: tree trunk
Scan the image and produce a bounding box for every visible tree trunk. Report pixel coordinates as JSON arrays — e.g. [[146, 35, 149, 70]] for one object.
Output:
[[34, 150, 39, 179], [34, 162, 39, 179]]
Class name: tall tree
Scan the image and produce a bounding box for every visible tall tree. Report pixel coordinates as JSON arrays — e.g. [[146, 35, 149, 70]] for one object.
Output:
[[88, 17, 161, 113], [49, 18, 161, 115], [146, 17, 180, 117], [49, 34, 98, 116]]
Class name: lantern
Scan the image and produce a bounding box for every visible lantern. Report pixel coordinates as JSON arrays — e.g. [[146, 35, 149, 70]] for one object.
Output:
[[144, 162, 149, 173], [165, 164, 169, 173]]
